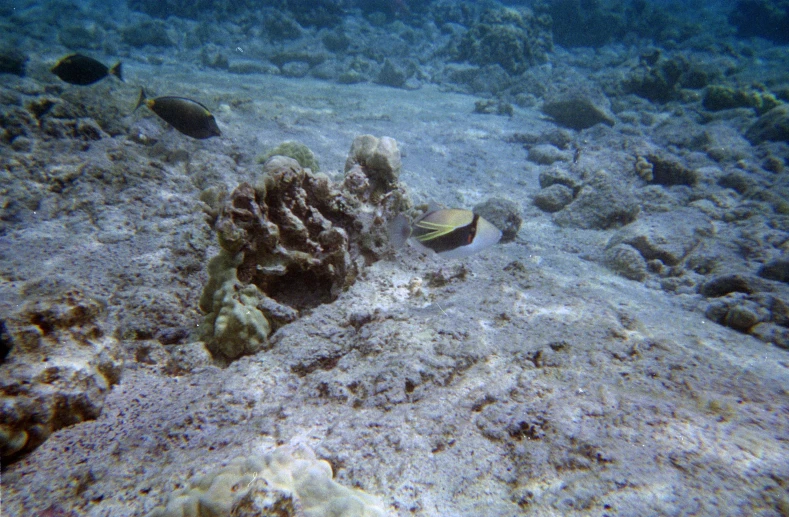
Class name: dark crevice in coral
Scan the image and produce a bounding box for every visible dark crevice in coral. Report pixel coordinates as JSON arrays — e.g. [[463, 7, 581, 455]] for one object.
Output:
[[262, 268, 335, 311], [0, 320, 12, 364]]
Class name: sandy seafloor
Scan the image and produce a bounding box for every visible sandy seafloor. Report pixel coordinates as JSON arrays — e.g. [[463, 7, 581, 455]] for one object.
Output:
[[2, 8, 789, 517]]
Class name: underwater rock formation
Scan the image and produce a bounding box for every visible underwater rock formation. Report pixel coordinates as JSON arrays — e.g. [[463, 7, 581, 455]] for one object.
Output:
[[199, 137, 409, 362], [0, 282, 122, 462], [551, 170, 640, 230], [456, 7, 552, 75], [624, 54, 713, 104], [147, 444, 388, 517], [745, 104, 789, 144], [541, 89, 616, 131], [703, 85, 781, 115], [545, 0, 701, 47]]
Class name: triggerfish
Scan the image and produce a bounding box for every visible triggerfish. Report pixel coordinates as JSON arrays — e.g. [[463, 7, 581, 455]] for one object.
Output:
[[134, 88, 221, 139], [389, 208, 502, 259], [51, 53, 122, 85]]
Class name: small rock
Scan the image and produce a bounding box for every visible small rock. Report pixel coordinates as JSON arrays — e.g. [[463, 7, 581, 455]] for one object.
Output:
[[759, 258, 789, 283], [745, 104, 789, 144], [533, 184, 574, 213], [751, 322, 789, 349], [724, 303, 765, 331], [538, 167, 582, 190], [634, 155, 654, 181], [606, 209, 713, 267], [528, 144, 572, 165], [699, 274, 764, 297], [0, 47, 27, 76], [541, 94, 615, 130], [474, 198, 522, 242], [553, 170, 640, 230], [281, 61, 310, 78], [604, 244, 648, 281], [121, 20, 174, 47], [376, 59, 407, 88], [646, 153, 699, 186]]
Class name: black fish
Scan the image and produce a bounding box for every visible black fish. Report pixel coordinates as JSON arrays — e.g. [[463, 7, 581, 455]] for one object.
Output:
[[134, 88, 221, 140], [51, 53, 122, 85]]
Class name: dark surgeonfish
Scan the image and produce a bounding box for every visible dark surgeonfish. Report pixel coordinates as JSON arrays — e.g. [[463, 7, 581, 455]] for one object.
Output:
[[51, 53, 122, 85], [389, 208, 502, 259], [134, 88, 221, 139]]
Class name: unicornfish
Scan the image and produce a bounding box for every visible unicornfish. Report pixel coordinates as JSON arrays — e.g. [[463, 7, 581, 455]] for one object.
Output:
[[134, 88, 221, 139], [51, 53, 122, 85], [389, 208, 502, 259]]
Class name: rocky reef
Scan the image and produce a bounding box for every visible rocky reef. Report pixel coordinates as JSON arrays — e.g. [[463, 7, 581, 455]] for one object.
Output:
[[455, 6, 552, 75]]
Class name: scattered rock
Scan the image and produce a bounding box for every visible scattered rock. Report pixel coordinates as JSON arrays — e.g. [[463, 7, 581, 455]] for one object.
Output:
[[606, 209, 713, 272], [456, 6, 552, 75], [758, 257, 789, 283], [474, 198, 522, 242], [0, 47, 27, 76], [745, 104, 789, 144], [281, 61, 310, 78], [553, 170, 640, 230], [533, 184, 574, 213], [58, 25, 103, 50], [444, 63, 513, 95], [751, 322, 789, 349], [528, 144, 572, 164], [604, 244, 648, 281], [541, 93, 615, 130], [703, 85, 780, 115], [624, 55, 706, 103], [473, 99, 514, 116], [705, 293, 770, 332], [699, 274, 765, 297], [121, 20, 174, 47], [718, 171, 757, 194], [376, 59, 408, 88], [538, 166, 582, 191], [646, 153, 699, 186]]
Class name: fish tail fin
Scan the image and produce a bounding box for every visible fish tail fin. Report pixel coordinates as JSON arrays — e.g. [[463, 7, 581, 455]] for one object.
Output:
[[134, 88, 147, 112], [388, 213, 412, 250], [110, 62, 123, 82]]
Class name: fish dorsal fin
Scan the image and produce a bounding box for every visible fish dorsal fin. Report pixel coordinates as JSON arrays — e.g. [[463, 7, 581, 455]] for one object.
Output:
[[413, 218, 459, 242], [413, 209, 474, 243]]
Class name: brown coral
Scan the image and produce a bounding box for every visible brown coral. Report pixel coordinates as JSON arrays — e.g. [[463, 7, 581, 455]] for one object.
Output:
[[199, 137, 409, 362]]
